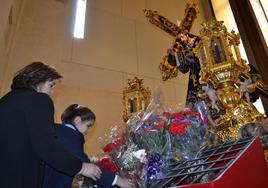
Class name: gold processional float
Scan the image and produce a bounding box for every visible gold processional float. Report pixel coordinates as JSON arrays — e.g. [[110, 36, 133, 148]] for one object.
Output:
[[144, 3, 268, 142]]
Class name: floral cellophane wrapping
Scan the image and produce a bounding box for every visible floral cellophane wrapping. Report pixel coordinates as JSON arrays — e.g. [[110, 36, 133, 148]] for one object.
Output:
[[98, 91, 210, 187]]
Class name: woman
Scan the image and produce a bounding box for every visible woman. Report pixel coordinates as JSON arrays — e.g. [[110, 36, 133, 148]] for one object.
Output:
[[43, 104, 134, 188], [0, 62, 101, 188]]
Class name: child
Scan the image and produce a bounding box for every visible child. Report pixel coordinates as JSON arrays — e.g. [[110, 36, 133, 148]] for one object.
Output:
[[43, 104, 134, 188]]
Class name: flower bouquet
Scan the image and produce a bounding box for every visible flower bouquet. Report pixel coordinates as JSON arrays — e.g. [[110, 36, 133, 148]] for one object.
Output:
[[128, 90, 172, 155], [96, 156, 119, 174], [101, 130, 147, 187], [125, 91, 175, 186], [168, 101, 209, 160]]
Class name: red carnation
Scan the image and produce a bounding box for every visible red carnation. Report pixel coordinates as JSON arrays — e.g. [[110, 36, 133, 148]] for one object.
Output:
[[163, 112, 171, 119], [172, 112, 185, 120], [102, 137, 124, 153], [96, 157, 119, 173], [169, 121, 191, 135], [183, 109, 193, 115]]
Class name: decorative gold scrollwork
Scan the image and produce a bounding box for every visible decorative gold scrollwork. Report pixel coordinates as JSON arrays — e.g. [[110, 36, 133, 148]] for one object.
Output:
[[194, 18, 264, 141]]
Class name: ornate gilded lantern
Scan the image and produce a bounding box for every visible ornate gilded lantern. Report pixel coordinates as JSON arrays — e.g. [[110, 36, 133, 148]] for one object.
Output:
[[194, 19, 263, 141], [122, 77, 151, 122]]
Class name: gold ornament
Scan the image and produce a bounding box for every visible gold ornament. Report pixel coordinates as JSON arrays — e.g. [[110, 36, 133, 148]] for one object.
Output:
[[194, 19, 263, 141], [122, 77, 151, 122]]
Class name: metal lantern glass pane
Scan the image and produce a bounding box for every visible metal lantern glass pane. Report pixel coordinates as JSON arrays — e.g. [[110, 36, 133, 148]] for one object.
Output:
[[230, 42, 238, 61], [211, 36, 226, 64], [200, 44, 207, 65]]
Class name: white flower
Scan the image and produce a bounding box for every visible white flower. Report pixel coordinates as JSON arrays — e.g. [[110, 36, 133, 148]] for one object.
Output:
[[132, 149, 148, 163]]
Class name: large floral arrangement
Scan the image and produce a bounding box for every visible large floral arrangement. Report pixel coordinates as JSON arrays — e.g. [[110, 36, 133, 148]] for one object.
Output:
[[98, 94, 209, 187]]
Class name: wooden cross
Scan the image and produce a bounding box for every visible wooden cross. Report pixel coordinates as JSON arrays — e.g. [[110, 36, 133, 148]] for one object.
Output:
[[144, 3, 199, 80], [143, 3, 199, 39]]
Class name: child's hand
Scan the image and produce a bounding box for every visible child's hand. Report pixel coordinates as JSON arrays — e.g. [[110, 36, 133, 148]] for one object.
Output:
[[115, 176, 135, 188]]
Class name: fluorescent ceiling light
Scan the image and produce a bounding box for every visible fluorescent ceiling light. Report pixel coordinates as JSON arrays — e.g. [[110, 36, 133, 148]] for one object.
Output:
[[74, 0, 87, 39]]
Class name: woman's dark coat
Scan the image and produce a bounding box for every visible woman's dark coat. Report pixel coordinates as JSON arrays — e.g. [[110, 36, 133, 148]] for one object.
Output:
[[0, 89, 82, 188]]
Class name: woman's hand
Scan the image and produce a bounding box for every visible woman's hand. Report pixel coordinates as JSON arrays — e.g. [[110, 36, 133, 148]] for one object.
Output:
[[79, 163, 102, 181]]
